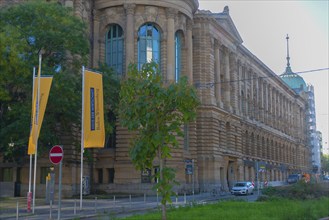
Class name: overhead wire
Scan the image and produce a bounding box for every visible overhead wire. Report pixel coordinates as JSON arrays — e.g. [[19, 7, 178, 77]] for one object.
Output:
[[194, 67, 329, 89]]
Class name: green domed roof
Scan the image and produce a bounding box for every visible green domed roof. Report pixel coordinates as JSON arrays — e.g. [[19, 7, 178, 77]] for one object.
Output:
[[280, 66, 307, 93], [280, 34, 307, 94]]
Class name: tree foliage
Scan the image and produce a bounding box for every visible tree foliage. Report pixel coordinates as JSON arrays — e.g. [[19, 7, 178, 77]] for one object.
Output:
[[321, 154, 329, 174], [118, 62, 199, 220], [0, 0, 89, 161]]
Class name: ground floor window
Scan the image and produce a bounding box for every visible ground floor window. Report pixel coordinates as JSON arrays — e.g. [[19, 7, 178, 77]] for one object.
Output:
[[1, 168, 13, 181], [108, 168, 115, 184], [98, 169, 103, 184], [40, 167, 49, 184], [154, 167, 159, 183], [141, 168, 151, 183]]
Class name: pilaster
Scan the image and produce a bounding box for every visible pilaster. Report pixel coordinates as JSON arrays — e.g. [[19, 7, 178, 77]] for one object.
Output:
[[166, 8, 177, 82], [93, 9, 100, 68], [214, 40, 223, 107], [124, 3, 136, 70]]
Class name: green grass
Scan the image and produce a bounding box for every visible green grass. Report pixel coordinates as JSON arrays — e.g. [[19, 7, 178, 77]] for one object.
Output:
[[122, 197, 329, 220]]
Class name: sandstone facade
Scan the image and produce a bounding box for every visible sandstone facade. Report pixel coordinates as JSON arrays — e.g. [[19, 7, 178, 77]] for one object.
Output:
[[0, 0, 311, 197]]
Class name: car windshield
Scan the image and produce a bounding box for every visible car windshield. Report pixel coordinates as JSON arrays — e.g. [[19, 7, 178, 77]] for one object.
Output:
[[234, 183, 246, 187], [288, 175, 298, 178]]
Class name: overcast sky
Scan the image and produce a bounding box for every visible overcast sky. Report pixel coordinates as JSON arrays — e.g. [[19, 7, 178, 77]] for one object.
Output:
[[198, 0, 329, 154]]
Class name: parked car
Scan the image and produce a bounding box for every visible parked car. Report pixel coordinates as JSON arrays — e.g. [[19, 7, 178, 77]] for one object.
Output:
[[287, 174, 301, 184], [323, 175, 329, 181], [231, 182, 254, 195]]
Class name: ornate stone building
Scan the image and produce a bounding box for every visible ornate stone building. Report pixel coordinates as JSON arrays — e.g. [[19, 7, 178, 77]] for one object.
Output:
[[0, 0, 312, 197]]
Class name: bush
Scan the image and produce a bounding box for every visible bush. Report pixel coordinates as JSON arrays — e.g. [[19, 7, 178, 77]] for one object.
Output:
[[261, 182, 328, 200]]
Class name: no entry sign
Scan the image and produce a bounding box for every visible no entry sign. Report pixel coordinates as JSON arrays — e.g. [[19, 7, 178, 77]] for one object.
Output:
[[49, 145, 63, 165]]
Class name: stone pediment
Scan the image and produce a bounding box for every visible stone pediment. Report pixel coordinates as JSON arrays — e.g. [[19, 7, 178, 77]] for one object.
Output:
[[197, 6, 243, 44], [213, 6, 243, 44]]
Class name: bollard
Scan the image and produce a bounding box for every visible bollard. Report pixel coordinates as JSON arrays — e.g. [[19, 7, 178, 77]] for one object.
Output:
[[144, 193, 146, 203], [94, 197, 97, 213], [113, 195, 116, 208], [27, 192, 32, 213], [175, 193, 178, 205], [16, 200, 19, 220], [74, 199, 76, 215], [156, 191, 159, 207], [184, 193, 186, 204], [129, 195, 132, 207], [50, 200, 52, 220]]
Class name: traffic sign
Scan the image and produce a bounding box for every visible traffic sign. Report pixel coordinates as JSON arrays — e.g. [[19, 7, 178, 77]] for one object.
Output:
[[49, 145, 63, 165]]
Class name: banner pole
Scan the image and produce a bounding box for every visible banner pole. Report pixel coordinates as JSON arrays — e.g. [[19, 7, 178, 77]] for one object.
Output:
[[27, 67, 36, 212], [80, 66, 85, 210], [32, 54, 42, 214]]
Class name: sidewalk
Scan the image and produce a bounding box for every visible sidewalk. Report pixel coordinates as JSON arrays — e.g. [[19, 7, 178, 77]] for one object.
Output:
[[0, 192, 238, 220]]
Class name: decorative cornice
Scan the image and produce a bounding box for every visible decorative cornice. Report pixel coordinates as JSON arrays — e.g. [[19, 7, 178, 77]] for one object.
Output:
[[166, 7, 177, 19], [186, 19, 193, 30], [124, 3, 136, 15], [214, 39, 222, 49], [93, 9, 101, 21]]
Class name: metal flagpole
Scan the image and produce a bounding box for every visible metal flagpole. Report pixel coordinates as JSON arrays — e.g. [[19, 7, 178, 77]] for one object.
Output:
[[80, 66, 85, 210], [32, 54, 42, 214], [27, 67, 36, 212]]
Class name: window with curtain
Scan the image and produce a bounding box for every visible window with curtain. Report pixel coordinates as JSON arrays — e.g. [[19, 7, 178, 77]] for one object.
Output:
[[175, 32, 182, 83], [106, 24, 124, 75], [138, 23, 160, 70]]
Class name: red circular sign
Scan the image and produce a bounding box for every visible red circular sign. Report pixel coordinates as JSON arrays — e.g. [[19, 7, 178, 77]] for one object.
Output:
[[49, 145, 63, 165]]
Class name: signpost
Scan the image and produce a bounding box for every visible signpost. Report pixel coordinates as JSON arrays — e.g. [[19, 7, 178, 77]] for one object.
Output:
[[49, 145, 63, 165], [49, 145, 63, 220]]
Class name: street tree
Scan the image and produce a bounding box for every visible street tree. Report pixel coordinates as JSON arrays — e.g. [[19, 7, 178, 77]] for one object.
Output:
[[321, 154, 329, 174], [0, 0, 90, 161], [118, 62, 199, 220]]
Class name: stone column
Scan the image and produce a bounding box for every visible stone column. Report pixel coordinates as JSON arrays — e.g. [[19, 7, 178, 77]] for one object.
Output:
[[166, 8, 176, 82], [93, 9, 100, 68], [258, 79, 263, 122], [268, 85, 272, 126], [223, 48, 231, 111], [124, 4, 136, 70], [263, 82, 267, 123], [230, 52, 238, 114], [214, 40, 223, 107], [249, 70, 254, 119], [186, 19, 193, 84]]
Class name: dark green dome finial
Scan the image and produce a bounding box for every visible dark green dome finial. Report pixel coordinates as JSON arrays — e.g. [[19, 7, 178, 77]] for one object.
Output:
[[280, 34, 307, 93]]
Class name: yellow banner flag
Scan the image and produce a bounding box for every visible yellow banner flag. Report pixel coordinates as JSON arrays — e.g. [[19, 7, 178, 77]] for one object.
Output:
[[28, 76, 53, 155], [83, 70, 105, 148]]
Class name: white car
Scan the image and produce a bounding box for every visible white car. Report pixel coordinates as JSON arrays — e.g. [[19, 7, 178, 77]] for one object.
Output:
[[231, 182, 254, 195]]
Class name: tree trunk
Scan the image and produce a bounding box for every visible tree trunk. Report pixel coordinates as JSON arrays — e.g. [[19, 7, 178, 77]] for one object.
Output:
[[162, 203, 166, 220], [160, 156, 166, 220], [157, 121, 167, 220]]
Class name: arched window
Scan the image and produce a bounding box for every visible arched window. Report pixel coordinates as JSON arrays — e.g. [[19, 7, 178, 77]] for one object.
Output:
[[138, 23, 160, 70], [175, 31, 182, 82], [106, 24, 123, 75]]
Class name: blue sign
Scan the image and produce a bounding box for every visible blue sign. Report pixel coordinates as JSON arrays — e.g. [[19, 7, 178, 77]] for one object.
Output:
[[90, 88, 95, 130], [186, 164, 193, 175]]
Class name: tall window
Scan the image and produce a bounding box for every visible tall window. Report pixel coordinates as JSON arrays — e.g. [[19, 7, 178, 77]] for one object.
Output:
[[105, 110, 116, 148], [175, 32, 182, 82], [40, 167, 48, 184], [98, 169, 103, 184], [138, 23, 160, 70], [184, 123, 189, 151], [108, 168, 115, 184], [106, 24, 124, 75]]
